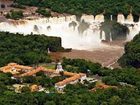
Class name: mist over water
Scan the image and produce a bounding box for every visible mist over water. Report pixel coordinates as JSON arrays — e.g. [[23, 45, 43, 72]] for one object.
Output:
[[0, 14, 140, 51]]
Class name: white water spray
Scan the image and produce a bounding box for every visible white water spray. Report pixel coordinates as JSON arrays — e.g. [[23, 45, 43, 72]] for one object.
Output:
[[0, 14, 139, 51]]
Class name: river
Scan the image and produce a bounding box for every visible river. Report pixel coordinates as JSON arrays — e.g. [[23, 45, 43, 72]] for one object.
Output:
[[0, 14, 140, 68]]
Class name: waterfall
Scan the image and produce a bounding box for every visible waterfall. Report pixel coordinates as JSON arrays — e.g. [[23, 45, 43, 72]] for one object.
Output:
[[0, 14, 139, 51], [109, 32, 113, 42], [95, 14, 104, 22], [81, 14, 94, 23], [117, 13, 134, 24], [117, 14, 125, 23], [126, 13, 134, 23], [100, 31, 106, 40], [127, 23, 140, 41]]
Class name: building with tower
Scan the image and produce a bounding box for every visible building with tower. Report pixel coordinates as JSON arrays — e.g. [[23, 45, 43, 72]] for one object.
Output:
[[56, 62, 64, 73]]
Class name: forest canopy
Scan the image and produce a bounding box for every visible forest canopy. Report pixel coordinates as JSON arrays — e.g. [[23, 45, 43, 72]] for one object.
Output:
[[15, 0, 140, 16], [119, 33, 140, 68], [0, 32, 64, 66]]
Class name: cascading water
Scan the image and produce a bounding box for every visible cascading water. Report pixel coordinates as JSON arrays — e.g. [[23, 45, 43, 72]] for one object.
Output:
[[0, 14, 139, 51]]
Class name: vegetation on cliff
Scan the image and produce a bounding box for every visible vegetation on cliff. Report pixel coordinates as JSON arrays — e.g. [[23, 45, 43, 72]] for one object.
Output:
[[15, 0, 140, 20], [100, 21, 129, 41], [6, 10, 24, 20], [119, 33, 140, 68], [0, 32, 64, 66], [36, 8, 51, 17]]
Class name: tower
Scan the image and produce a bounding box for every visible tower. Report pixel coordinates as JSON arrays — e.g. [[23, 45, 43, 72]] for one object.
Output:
[[47, 48, 50, 54], [56, 62, 63, 72]]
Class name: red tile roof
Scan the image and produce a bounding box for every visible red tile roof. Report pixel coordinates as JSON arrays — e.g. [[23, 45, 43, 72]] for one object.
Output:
[[1, 63, 86, 87]]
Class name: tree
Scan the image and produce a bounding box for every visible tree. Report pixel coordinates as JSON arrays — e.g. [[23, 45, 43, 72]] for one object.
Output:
[[109, 96, 122, 105], [6, 10, 24, 20], [21, 86, 30, 93], [21, 76, 36, 83], [36, 8, 51, 17], [44, 101, 56, 105], [119, 33, 140, 68]]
